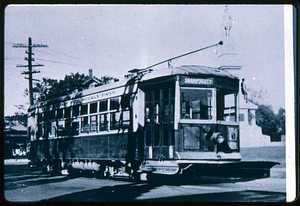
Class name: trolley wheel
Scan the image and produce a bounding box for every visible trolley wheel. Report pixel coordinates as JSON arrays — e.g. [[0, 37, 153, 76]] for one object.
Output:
[[42, 164, 51, 173], [132, 172, 141, 182], [51, 163, 62, 176], [68, 167, 80, 177], [146, 173, 156, 183]]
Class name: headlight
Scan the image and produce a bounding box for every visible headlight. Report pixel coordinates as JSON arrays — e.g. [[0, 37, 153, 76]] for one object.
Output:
[[211, 132, 225, 144], [216, 134, 225, 144]]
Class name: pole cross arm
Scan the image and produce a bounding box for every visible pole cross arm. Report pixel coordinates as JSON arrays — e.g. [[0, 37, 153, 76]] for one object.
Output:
[[21, 70, 41, 75], [25, 77, 40, 81], [17, 64, 44, 68]]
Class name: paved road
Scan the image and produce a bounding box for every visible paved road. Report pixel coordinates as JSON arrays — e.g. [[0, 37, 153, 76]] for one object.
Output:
[[4, 159, 286, 202]]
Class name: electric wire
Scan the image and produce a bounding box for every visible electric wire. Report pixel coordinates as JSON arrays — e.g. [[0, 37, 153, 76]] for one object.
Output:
[[35, 58, 93, 68]]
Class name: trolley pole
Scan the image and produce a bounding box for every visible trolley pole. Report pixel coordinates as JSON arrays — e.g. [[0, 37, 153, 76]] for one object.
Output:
[[13, 37, 48, 105]]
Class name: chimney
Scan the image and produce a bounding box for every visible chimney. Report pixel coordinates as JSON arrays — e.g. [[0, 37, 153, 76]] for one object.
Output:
[[89, 69, 93, 78]]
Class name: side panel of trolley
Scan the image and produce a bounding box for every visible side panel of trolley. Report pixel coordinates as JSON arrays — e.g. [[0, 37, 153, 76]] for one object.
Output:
[[30, 133, 129, 161]]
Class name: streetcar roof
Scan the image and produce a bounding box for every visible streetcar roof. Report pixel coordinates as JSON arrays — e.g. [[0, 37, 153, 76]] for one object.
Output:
[[140, 65, 238, 81], [28, 65, 237, 111]]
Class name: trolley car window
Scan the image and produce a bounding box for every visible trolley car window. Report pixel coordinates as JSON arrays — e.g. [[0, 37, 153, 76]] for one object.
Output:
[[50, 121, 57, 136], [100, 114, 108, 131], [90, 102, 97, 114], [72, 122, 79, 135], [181, 89, 212, 120], [110, 112, 121, 130], [64, 107, 70, 118], [58, 121, 65, 136], [57, 109, 63, 119], [90, 115, 98, 132], [72, 105, 79, 117], [81, 116, 89, 133], [110, 98, 120, 111], [81, 104, 88, 115], [145, 102, 153, 123], [217, 91, 237, 122], [99, 100, 108, 112], [65, 119, 71, 134]]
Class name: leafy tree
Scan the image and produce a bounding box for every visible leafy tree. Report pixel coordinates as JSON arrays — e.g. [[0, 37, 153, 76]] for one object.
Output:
[[255, 105, 277, 135], [248, 88, 286, 140], [277, 107, 286, 134], [33, 73, 88, 101]]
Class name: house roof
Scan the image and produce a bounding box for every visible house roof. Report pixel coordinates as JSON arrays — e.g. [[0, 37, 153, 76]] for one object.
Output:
[[82, 77, 102, 86]]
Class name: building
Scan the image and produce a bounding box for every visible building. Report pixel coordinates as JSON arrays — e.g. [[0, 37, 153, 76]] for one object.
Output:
[[4, 124, 28, 158], [217, 6, 284, 147], [238, 95, 273, 147]]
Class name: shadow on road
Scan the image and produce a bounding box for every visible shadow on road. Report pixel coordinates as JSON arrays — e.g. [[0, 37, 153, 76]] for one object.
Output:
[[4, 165, 78, 191], [42, 182, 286, 202], [4, 164, 285, 202]]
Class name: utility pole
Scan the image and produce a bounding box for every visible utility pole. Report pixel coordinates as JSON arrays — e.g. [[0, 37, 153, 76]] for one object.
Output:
[[13, 37, 48, 105]]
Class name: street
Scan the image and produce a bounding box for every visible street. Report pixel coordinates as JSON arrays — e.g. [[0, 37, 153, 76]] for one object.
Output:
[[4, 159, 286, 202]]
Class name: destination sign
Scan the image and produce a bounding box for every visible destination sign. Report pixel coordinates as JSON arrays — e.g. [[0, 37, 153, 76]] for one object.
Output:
[[181, 77, 214, 85]]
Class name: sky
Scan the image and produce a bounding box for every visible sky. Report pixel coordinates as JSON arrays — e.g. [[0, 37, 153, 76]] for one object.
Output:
[[4, 5, 287, 116]]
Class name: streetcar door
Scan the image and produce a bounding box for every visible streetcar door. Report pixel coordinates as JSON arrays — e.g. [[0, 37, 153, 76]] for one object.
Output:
[[144, 83, 175, 160]]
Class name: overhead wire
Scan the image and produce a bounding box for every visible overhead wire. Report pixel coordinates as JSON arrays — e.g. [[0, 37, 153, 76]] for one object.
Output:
[[35, 58, 93, 68]]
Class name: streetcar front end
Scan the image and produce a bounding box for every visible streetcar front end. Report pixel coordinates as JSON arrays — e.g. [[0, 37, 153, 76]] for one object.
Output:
[[138, 66, 242, 176]]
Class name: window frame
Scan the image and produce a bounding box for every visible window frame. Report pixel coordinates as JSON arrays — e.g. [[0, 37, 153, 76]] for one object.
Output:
[[216, 89, 238, 124], [179, 87, 216, 123]]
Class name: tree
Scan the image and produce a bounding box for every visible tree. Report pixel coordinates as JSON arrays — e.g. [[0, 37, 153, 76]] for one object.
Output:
[[277, 107, 286, 134], [247, 87, 269, 106], [33, 73, 88, 101], [248, 88, 285, 140]]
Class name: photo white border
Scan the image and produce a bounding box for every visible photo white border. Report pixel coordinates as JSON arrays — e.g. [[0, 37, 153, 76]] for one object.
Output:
[[284, 5, 296, 202]]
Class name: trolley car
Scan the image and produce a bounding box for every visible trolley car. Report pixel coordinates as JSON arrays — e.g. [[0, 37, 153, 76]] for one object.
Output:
[[27, 64, 248, 179]]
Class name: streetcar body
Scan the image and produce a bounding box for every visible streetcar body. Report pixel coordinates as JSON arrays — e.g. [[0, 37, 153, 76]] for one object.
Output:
[[28, 65, 241, 177]]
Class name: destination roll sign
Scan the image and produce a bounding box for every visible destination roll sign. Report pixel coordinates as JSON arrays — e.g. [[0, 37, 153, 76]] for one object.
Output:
[[180, 77, 214, 86]]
